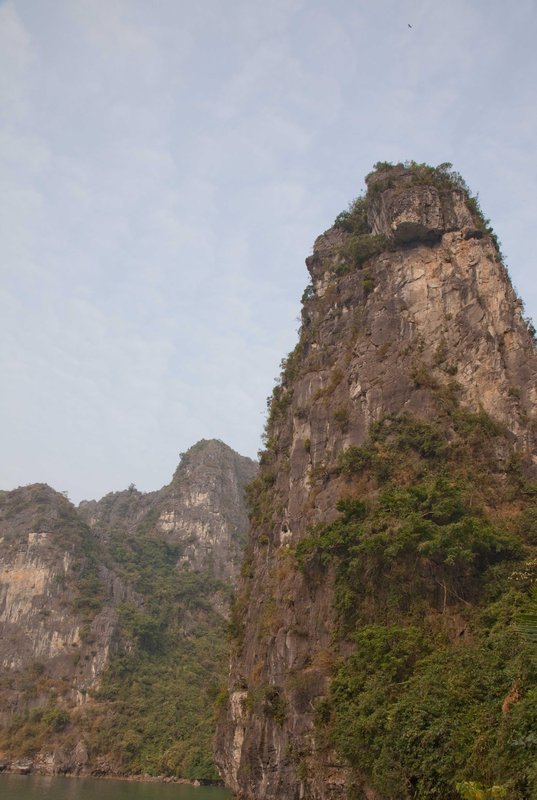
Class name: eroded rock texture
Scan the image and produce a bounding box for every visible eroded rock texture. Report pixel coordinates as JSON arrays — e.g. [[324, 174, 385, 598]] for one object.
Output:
[[79, 439, 256, 581], [0, 439, 256, 775], [0, 485, 121, 721], [215, 164, 537, 800]]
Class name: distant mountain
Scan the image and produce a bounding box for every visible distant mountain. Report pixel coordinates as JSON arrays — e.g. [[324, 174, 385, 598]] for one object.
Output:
[[0, 439, 257, 779]]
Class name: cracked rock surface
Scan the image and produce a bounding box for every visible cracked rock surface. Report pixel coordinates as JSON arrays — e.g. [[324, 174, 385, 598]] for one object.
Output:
[[215, 164, 537, 800]]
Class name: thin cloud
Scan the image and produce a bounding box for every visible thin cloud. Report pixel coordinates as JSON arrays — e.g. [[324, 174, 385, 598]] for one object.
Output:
[[1, 0, 536, 502]]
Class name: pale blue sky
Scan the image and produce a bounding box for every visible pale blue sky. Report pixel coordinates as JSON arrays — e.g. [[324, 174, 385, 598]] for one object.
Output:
[[1, 0, 536, 502]]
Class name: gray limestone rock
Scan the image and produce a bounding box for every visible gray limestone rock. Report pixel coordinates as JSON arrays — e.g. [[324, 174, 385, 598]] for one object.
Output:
[[214, 164, 537, 800], [0, 439, 256, 774]]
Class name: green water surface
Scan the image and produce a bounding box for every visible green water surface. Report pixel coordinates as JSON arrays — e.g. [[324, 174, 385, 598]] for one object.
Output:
[[0, 774, 231, 800]]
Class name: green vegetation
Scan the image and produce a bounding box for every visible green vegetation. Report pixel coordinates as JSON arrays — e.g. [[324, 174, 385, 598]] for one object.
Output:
[[301, 284, 315, 303], [517, 596, 537, 647], [246, 469, 277, 527], [72, 523, 106, 620], [334, 406, 350, 433], [330, 160, 506, 276], [367, 161, 503, 256], [0, 486, 234, 779], [334, 196, 369, 234], [338, 234, 388, 273], [332, 196, 388, 274], [0, 486, 106, 625], [296, 411, 537, 799], [368, 160, 472, 194], [330, 616, 536, 800], [246, 684, 286, 726], [85, 525, 228, 780], [0, 704, 71, 757], [456, 781, 508, 800], [362, 273, 375, 296]]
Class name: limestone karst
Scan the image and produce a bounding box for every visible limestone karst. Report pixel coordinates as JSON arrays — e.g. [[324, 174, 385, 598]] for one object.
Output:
[[215, 163, 537, 800], [0, 439, 256, 778]]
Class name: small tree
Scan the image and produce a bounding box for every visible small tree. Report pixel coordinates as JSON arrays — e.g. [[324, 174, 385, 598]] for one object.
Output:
[[456, 781, 506, 800]]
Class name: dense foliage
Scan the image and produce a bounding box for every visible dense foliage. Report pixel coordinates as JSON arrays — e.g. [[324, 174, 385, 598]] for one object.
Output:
[[333, 196, 388, 273], [297, 412, 537, 799], [85, 525, 228, 779], [0, 490, 230, 780]]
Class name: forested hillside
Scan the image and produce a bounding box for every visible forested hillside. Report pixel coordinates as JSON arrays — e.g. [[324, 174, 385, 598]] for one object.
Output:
[[0, 439, 256, 779]]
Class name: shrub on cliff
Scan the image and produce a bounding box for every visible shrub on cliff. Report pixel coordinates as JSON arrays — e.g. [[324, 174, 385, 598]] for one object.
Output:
[[296, 410, 537, 798]]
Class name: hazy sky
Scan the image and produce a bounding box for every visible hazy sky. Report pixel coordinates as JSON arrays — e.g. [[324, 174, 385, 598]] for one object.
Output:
[[1, 0, 536, 503]]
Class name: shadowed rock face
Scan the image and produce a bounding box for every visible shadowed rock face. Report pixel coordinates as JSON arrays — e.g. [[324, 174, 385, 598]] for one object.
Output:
[[0, 439, 256, 773], [214, 164, 537, 800]]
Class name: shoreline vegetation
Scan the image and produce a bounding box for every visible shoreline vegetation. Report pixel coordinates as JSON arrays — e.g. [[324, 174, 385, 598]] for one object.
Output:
[[0, 762, 225, 787]]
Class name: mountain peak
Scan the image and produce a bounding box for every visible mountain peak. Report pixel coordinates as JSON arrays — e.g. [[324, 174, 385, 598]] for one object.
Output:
[[172, 438, 256, 482], [216, 163, 537, 800]]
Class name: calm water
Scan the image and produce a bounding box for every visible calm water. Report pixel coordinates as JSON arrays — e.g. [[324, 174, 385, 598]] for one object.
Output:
[[0, 774, 231, 800]]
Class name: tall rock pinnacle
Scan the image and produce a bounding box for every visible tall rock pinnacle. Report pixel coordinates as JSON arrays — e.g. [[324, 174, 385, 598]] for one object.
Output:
[[215, 163, 537, 800]]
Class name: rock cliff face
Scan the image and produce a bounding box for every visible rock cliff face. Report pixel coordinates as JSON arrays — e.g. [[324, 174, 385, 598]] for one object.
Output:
[[0, 439, 256, 777], [215, 164, 537, 799], [79, 439, 255, 581], [0, 485, 121, 721]]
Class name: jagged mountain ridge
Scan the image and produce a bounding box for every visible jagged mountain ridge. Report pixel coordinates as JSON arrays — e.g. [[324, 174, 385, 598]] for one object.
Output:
[[215, 163, 537, 800], [0, 438, 257, 778], [79, 438, 256, 580]]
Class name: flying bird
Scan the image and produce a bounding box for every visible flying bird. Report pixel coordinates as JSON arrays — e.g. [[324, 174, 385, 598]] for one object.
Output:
[[408, 23, 412, 27]]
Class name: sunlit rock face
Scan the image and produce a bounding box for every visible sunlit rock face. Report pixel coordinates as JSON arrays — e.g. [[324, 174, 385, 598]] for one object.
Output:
[[214, 164, 537, 800], [0, 484, 122, 726], [78, 439, 257, 582], [0, 439, 256, 771], [156, 440, 258, 580], [365, 164, 476, 244]]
